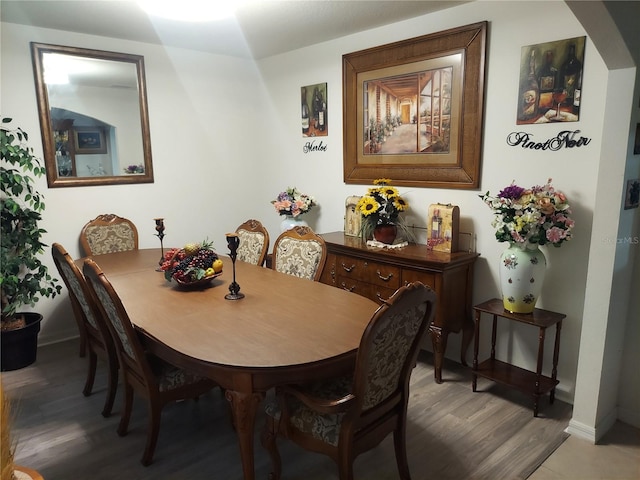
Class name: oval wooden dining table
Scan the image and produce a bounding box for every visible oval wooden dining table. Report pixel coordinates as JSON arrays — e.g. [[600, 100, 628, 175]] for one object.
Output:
[[78, 248, 378, 480]]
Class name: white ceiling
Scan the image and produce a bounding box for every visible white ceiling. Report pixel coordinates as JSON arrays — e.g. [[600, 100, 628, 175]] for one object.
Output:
[[1, 0, 470, 59]]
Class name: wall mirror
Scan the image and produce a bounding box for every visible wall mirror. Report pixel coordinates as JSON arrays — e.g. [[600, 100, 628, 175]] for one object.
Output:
[[31, 42, 153, 187]]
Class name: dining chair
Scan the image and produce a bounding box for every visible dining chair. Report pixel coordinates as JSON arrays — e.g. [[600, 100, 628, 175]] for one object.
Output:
[[51, 243, 119, 418], [261, 281, 437, 480], [271, 225, 327, 281], [82, 258, 218, 466], [235, 219, 270, 267], [79, 214, 139, 256]]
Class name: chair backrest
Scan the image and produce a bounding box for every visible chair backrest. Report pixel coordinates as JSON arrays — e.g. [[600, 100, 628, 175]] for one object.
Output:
[[236, 219, 270, 267], [51, 243, 112, 349], [82, 258, 155, 389], [80, 214, 139, 256], [352, 282, 436, 413], [271, 225, 327, 281]]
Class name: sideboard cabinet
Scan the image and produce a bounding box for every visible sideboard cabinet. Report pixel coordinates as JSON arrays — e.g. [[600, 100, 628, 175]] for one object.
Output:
[[319, 232, 479, 383]]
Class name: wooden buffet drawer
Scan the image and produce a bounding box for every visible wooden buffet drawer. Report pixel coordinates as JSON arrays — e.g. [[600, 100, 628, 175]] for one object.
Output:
[[401, 269, 436, 290], [336, 276, 397, 304], [335, 255, 401, 289]]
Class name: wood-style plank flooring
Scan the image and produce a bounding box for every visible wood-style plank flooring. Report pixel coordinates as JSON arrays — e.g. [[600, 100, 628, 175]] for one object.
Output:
[[3, 339, 573, 479]]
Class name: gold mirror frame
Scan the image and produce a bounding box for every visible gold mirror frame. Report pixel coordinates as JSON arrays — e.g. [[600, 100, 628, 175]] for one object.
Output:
[[31, 42, 154, 187]]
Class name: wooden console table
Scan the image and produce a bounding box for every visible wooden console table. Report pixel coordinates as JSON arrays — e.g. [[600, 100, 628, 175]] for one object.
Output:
[[319, 232, 479, 383], [472, 298, 565, 416]]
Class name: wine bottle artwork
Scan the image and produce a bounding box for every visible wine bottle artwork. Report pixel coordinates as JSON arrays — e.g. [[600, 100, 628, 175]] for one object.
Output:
[[517, 49, 539, 122], [517, 36, 584, 123], [537, 50, 558, 111], [559, 43, 582, 105], [301, 86, 310, 135]]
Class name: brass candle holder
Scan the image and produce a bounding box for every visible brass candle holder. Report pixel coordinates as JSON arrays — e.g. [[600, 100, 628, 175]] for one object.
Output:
[[154, 218, 165, 271], [225, 233, 244, 300]]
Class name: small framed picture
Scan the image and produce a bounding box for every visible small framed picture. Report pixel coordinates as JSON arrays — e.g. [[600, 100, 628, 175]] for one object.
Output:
[[74, 127, 107, 154], [344, 196, 362, 237], [624, 179, 640, 209]]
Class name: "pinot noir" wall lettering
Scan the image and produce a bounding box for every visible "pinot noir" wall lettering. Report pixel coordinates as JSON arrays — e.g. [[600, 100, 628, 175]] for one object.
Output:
[[303, 140, 327, 153], [506, 130, 591, 151]]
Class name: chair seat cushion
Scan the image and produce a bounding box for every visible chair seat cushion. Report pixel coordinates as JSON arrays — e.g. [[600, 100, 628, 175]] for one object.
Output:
[[266, 375, 352, 446], [149, 356, 210, 392]]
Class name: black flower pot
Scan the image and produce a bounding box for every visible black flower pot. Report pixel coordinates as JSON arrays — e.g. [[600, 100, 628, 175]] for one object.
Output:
[[1, 313, 43, 371]]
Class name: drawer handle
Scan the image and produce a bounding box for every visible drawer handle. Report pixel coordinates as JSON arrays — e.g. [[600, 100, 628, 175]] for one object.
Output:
[[376, 270, 394, 282], [340, 282, 356, 292], [376, 292, 390, 303], [341, 262, 356, 272]]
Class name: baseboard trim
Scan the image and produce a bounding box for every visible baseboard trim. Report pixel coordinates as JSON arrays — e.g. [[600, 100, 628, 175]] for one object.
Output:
[[566, 407, 618, 443]]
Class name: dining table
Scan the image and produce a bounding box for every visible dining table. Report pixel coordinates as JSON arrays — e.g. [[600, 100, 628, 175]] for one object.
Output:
[[78, 248, 378, 480]]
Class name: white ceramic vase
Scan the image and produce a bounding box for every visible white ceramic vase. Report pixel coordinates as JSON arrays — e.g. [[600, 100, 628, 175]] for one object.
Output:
[[280, 215, 308, 232], [499, 242, 546, 314]]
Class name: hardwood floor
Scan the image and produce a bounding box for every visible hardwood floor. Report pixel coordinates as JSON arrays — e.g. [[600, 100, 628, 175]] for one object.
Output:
[[3, 339, 574, 479]]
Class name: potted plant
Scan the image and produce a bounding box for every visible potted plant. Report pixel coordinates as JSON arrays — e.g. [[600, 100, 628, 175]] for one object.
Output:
[[1, 117, 61, 371], [355, 178, 415, 245]]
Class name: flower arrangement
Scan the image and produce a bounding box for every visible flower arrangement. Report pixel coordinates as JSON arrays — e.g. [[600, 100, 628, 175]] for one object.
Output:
[[272, 187, 316, 217], [123, 164, 144, 174], [356, 178, 414, 241], [479, 178, 574, 247]]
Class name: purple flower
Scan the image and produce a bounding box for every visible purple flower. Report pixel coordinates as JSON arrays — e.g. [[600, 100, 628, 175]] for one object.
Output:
[[498, 184, 525, 200]]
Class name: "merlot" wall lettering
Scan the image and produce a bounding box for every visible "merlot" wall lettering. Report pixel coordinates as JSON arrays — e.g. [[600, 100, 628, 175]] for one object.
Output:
[[303, 140, 328, 153], [506, 130, 591, 151]]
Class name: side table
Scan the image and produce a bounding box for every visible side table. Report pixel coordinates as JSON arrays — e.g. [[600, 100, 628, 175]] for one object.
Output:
[[472, 298, 565, 416]]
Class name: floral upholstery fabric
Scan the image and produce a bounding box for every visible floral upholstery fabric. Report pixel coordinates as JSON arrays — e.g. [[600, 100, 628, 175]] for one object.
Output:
[[148, 355, 210, 392], [84, 224, 136, 255], [87, 270, 210, 390], [274, 237, 323, 280], [362, 303, 426, 409], [266, 375, 353, 447], [89, 277, 135, 358], [58, 261, 99, 330], [236, 229, 266, 265], [265, 301, 428, 447]]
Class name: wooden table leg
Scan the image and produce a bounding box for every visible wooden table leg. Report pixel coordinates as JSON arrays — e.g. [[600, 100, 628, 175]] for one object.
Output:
[[460, 313, 475, 367], [472, 310, 481, 392], [429, 325, 449, 384], [534, 327, 546, 417], [225, 389, 265, 480], [550, 320, 563, 404]]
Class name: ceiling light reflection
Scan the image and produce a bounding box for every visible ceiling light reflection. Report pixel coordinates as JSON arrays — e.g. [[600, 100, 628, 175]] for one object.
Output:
[[137, 0, 249, 22]]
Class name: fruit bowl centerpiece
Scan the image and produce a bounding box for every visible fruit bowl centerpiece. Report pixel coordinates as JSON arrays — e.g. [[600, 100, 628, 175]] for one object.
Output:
[[160, 239, 223, 288]]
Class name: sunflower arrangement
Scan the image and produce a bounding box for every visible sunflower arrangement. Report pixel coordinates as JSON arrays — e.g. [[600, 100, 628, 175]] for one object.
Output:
[[356, 178, 414, 241]]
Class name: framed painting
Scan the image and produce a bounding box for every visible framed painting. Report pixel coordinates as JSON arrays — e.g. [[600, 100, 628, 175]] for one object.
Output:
[[517, 36, 586, 125], [342, 21, 487, 189], [74, 127, 107, 154]]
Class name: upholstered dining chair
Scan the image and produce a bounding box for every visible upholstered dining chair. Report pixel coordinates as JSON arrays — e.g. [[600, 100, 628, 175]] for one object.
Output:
[[235, 219, 270, 267], [51, 243, 119, 418], [261, 281, 437, 480], [79, 214, 139, 256], [82, 258, 218, 466], [271, 225, 327, 281]]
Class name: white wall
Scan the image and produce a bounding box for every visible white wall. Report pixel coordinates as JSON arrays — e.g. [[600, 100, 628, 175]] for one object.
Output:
[[258, 0, 601, 400], [1, 22, 276, 343], [2, 0, 637, 437]]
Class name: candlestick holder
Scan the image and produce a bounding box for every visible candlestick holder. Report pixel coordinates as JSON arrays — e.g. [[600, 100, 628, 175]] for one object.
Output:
[[154, 218, 165, 271], [225, 233, 244, 300]]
